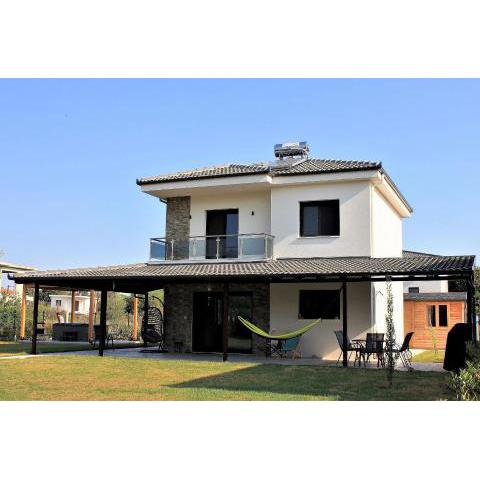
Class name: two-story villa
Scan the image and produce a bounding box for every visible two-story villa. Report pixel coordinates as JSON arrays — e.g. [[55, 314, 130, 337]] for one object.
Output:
[[13, 142, 476, 362]]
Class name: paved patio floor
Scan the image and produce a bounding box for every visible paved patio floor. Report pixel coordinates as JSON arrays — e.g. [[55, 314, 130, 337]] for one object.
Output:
[[2, 346, 445, 372]]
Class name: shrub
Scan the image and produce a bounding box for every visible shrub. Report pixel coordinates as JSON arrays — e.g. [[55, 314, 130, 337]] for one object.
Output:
[[466, 342, 480, 363], [448, 361, 480, 400], [0, 296, 20, 339]]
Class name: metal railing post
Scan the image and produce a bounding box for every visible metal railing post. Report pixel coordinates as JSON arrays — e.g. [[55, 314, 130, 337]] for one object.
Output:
[[239, 236, 244, 259], [216, 236, 220, 259], [170, 239, 175, 260]]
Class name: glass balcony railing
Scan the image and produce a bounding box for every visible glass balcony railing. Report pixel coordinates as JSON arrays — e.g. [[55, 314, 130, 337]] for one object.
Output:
[[150, 234, 274, 262]]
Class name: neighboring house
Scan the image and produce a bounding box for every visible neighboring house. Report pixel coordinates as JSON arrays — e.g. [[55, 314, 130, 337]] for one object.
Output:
[[0, 260, 36, 298], [11, 142, 477, 361], [50, 294, 91, 322]]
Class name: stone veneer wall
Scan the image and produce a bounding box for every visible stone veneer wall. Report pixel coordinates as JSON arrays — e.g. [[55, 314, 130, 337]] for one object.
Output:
[[164, 282, 270, 355], [165, 196, 191, 259]]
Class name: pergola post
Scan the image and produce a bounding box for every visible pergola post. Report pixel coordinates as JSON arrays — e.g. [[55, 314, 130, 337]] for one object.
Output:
[[88, 290, 96, 342], [20, 284, 27, 340], [70, 290, 76, 323], [342, 281, 348, 367], [99, 290, 107, 357], [31, 283, 39, 355], [132, 295, 138, 341], [143, 293, 149, 347], [467, 274, 477, 344], [222, 283, 229, 362]]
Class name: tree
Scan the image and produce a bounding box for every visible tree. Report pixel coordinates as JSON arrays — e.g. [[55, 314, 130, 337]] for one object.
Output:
[[449, 266, 480, 312], [124, 295, 134, 326], [384, 279, 399, 387]]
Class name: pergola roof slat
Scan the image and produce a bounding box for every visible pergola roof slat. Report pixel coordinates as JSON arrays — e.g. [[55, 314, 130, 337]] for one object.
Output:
[[10, 253, 475, 285]]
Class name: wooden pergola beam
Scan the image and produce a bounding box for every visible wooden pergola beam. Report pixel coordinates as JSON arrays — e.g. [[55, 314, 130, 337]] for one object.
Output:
[[88, 290, 96, 342], [31, 284, 39, 355], [143, 293, 149, 347], [342, 281, 348, 367], [99, 290, 107, 357], [132, 295, 138, 341], [20, 285, 27, 340], [70, 290, 76, 323], [222, 283, 229, 362]]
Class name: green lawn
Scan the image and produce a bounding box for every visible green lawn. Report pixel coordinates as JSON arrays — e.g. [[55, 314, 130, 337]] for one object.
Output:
[[0, 356, 453, 400], [0, 341, 140, 357], [412, 350, 445, 363]]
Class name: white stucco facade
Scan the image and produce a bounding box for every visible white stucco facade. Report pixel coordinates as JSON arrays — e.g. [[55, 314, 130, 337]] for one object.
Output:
[[270, 280, 404, 359], [143, 165, 412, 359], [370, 186, 403, 257], [403, 279, 449, 293], [270, 181, 372, 258], [189, 190, 271, 236]]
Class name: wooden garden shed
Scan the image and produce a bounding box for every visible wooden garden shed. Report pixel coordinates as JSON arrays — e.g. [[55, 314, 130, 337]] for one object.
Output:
[[404, 292, 467, 349]]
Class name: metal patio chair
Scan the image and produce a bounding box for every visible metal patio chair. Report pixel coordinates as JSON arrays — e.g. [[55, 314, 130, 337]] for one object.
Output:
[[92, 324, 114, 350], [389, 332, 414, 370], [334, 330, 362, 366], [360, 333, 385, 368]]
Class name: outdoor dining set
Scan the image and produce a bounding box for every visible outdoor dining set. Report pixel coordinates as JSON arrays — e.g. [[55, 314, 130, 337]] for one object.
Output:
[[334, 330, 414, 369]]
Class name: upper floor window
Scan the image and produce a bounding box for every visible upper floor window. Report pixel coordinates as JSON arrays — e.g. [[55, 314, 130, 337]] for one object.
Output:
[[408, 287, 420, 293], [300, 200, 340, 237], [55, 299, 62, 307]]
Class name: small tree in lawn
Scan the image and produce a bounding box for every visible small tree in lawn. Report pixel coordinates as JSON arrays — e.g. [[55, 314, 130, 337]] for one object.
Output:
[[384, 278, 399, 387], [124, 295, 134, 327]]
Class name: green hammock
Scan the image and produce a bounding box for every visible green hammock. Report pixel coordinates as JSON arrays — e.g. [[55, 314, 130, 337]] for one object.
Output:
[[238, 316, 320, 340]]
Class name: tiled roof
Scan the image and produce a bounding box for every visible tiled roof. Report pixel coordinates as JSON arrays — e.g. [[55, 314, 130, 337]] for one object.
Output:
[[402, 250, 441, 258], [136, 159, 381, 185], [12, 254, 475, 283], [404, 292, 467, 301], [136, 163, 270, 185], [272, 159, 381, 176]]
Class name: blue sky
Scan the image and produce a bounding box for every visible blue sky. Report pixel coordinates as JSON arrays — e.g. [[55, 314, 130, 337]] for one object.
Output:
[[1, 79, 478, 273]]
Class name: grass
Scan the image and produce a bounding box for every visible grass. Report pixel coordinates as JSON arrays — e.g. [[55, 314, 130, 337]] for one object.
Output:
[[412, 349, 445, 363], [0, 341, 140, 357], [0, 355, 453, 400]]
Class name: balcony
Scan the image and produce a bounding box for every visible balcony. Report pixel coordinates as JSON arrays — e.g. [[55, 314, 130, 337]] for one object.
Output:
[[150, 234, 274, 262]]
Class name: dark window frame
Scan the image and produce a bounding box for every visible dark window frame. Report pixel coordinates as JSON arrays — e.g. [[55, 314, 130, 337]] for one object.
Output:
[[299, 200, 340, 237], [427, 304, 436, 327], [408, 287, 420, 293], [298, 289, 340, 320], [438, 304, 448, 327]]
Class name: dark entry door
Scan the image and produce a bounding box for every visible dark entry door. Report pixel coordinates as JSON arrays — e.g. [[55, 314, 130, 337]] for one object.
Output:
[[228, 293, 253, 354], [192, 292, 223, 353], [206, 209, 239, 259], [192, 291, 253, 353]]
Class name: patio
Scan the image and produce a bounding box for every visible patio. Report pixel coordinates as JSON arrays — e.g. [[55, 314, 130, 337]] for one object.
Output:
[[10, 252, 476, 366], [1, 345, 445, 372]]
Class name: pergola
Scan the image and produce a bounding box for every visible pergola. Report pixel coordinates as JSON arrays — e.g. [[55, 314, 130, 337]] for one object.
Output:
[[11, 253, 476, 365]]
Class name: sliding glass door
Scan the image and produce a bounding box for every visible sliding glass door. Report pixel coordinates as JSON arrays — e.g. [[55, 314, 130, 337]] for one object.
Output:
[[205, 209, 239, 259], [192, 292, 253, 354]]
